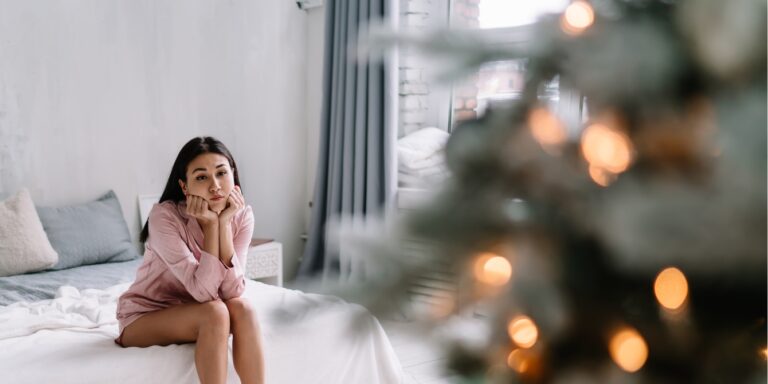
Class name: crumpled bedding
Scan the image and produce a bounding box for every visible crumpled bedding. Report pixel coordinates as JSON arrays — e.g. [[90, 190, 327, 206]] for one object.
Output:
[[0, 258, 143, 306], [0, 279, 404, 384]]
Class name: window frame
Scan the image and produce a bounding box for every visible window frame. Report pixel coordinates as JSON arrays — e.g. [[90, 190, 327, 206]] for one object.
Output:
[[447, 23, 583, 136]]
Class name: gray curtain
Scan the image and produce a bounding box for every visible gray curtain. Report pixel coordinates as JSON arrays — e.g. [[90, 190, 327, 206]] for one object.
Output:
[[297, 0, 392, 280]]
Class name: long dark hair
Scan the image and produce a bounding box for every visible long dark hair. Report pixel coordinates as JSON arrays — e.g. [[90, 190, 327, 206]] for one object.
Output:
[[140, 136, 241, 243]]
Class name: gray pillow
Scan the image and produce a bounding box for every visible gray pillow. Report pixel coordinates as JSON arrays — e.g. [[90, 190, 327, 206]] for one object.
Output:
[[37, 190, 140, 270]]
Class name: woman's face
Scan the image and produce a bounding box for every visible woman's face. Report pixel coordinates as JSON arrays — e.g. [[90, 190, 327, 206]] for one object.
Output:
[[178, 153, 235, 214]]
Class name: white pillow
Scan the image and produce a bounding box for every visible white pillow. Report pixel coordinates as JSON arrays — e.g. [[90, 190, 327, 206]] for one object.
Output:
[[398, 127, 450, 171], [0, 189, 58, 277], [398, 127, 449, 156]]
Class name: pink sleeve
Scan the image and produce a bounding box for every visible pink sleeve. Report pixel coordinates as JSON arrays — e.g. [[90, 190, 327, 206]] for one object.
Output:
[[148, 205, 227, 302], [220, 206, 254, 300]]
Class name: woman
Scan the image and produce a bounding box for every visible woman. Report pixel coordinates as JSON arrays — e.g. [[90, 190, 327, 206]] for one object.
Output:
[[116, 136, 265, 384]]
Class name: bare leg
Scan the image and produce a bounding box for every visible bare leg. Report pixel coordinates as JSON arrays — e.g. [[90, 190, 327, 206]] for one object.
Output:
[[120, 300, 230, 384], [225, 297, 265, 384]]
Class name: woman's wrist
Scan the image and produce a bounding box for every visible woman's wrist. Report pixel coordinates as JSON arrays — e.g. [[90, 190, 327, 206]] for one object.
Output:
[[200, 217, 219, 231], [200, 221, 220, 258], [218, 214, 235, 265], [218, 213, 235, 226]]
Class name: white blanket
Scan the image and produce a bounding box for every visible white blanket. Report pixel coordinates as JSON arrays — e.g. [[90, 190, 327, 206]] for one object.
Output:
[[0, 280, 403, 384], [398, 127, 450, 189], [398, 127, 449, 173]]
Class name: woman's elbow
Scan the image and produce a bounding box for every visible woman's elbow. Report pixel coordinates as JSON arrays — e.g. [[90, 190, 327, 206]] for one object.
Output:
[[189, 286, 221, 303], [220, 280, 246, 300]]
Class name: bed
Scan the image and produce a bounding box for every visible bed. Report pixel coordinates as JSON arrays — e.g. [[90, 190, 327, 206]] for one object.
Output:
[[0, 190, 404, 383], [0, 258, 404, 383]]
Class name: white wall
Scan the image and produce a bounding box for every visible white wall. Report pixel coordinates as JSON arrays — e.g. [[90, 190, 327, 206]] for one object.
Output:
[[0, 1, 311, 280], [303, 6, 325, 247]]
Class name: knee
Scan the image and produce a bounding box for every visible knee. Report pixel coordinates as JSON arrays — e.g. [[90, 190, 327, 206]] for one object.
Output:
[[199, 300, 230, 335], [225, 297, 256, 325]]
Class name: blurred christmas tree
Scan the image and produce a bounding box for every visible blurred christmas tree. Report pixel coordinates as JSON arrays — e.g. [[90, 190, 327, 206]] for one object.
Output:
[[306, 0, 766, 382]]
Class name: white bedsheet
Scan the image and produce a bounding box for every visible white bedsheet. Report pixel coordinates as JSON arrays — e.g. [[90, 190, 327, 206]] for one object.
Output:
[[0, 280, 404, 384]]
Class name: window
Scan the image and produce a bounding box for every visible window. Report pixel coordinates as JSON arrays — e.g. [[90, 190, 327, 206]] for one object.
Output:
[[468, 0, 569, 29], [396, 0, 583, 193], [475, 61, 559, 116], [449, 0, 580, 132]]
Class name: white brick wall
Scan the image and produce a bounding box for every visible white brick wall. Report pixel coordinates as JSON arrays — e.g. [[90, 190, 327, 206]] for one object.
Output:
[[401, 110, 428, 124], [401, 0, 431, 14], [399, 82, 429, 95], [398, 0, 436, 137], [400, 94, 426, 110], [402, 13, 429, 28], [399, 68, 422, 81]]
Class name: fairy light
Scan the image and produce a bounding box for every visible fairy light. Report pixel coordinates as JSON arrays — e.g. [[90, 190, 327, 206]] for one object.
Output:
[[654, 267, 689, 311], [609, 328, 649, 373], [506, 349, 530, 373], [528, 107, 567, 153], [473, 253, 512, 286], [508, 315, 539, 349], [581, 123, 633, 174], [561, 1, 595, 35], [588, 164, 616, 187], [581, 122, 633, 186]]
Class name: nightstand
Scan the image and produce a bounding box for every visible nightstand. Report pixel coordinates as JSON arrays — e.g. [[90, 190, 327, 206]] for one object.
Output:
[[245, 239, 283, 287]]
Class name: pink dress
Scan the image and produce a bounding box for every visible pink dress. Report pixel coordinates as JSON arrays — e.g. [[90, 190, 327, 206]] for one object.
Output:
[[115, 200, 254, 344]]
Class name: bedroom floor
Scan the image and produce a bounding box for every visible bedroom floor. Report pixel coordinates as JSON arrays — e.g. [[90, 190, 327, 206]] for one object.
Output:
[[380, 318, 460, 384]]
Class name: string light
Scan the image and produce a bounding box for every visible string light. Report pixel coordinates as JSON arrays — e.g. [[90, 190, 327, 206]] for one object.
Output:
[[561, 1, 595, 35], [588, 164, 616, 187], [654, 267, 689, 311], [507, 349, 531, 373], [581, 123, 633, 174], [609, 328, 648, 373], [508, 315, 539, 348], [528, 107, 567, 153], [581, 122, 633, 186], [473, 253, 512, 286]]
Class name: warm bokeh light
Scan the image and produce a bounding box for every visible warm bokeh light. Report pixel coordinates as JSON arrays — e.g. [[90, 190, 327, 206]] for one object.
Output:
[[761, 347, 767, 360], [508, 315, 539, 348], [528, 107, 567, 152], [581, 123, 633, 174], [654, 267, 689, 311], [609, 328, 649, 373], [473, 253, 512, 286], [588, 165, 616, 187], [506, 349, 530, 373], [561, 1, 595, 35]]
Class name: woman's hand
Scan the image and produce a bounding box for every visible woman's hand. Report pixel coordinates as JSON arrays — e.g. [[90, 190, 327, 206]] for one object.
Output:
[[219, 185, 245, 224], [186, 195, 219, 227]]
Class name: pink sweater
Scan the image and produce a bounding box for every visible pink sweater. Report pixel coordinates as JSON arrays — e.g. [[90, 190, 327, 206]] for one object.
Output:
[[116, 200, 254, 335]]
